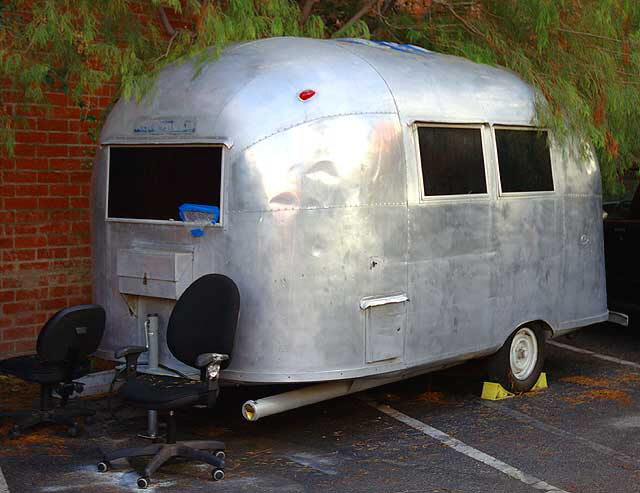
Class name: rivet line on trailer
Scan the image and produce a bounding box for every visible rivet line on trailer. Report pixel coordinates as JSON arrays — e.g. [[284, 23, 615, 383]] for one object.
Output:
[[548, 341, 640, 370], [372, 402, 572, 493]]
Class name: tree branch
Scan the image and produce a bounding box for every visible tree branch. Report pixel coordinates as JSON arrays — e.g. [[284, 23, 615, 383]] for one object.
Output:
[[299, 0, 320, 27], [331, 0, 378, 38], [557, 27, 622, 43], [158, 6, 176, 37], [435, 0, 486, 40], [154, 30, 179, 63]]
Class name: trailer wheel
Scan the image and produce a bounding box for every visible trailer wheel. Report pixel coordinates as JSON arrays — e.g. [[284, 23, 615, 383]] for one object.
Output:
[[486, 324, 545, 393]]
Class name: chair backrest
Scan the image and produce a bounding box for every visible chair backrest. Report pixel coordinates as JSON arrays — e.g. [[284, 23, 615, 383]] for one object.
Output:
[[167, 274, 240, 369], [36, 304, 106, 363]]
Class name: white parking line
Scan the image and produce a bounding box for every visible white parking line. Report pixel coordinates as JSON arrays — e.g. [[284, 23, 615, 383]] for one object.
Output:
[[0, 463, 10, 493], [548, 341, 640, 370], [373, 403, 571, 493]]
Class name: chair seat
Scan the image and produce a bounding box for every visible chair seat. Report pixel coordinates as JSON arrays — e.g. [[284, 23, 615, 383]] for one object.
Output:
[[0, 355, 90, 384], [119, 375, 209, 410]]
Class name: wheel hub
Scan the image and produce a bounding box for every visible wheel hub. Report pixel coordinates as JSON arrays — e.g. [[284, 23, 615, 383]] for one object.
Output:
[[509, 327, 538, 381]]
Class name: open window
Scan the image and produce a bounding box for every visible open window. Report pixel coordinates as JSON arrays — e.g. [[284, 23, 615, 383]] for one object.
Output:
[[417, 125, 487, 198], [107, 146, 223, 222], [495, 128, 554, 194]]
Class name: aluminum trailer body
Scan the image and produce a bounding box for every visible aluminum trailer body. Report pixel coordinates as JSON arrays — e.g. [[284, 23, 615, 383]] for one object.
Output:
[[92, 37, 608, 386]]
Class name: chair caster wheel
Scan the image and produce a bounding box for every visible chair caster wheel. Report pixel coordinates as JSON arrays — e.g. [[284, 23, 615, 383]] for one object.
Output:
[[67, 425, 79, 437], [97, 461, 110, 473], [8, 427, 20, 439], [212, 469, 225, 481], [214, 449, 226, 460], [137, 477, 150, 489]]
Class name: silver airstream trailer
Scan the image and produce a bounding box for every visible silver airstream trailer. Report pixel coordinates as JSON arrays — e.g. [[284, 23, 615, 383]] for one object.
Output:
[[92, 37, 619, 421]]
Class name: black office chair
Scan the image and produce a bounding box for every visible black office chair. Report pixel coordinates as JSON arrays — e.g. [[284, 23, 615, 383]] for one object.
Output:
[[0, 304, 105, 438], [97, 274, 240, 489]]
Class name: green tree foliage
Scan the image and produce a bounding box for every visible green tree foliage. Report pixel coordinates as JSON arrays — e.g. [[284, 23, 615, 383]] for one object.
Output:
[[0, 0, 368, 150], [1, 0, 638, 193], [378, 0, 640, 194]]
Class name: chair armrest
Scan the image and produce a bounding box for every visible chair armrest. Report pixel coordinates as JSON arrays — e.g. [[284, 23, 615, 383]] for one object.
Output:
[[114, 346, 148, 379], [114, 346, 148, 359], [196, 353, 229, 408], [195, 353, 228, 369]]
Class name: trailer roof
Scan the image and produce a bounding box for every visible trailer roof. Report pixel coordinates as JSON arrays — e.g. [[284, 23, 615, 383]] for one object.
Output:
[[100, 37, 537, 148]]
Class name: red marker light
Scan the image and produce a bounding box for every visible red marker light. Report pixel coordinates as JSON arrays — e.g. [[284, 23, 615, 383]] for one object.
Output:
[[298, 89, 316, 101]]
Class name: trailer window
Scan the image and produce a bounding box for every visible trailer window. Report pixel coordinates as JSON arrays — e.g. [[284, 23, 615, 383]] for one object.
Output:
[[496, 129, 553, 193], [417, 126, 487, 197], [107, 146, 222, 221]]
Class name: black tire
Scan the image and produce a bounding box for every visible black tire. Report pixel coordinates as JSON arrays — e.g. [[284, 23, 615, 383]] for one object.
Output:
[[97, 461, 110, 473], [212, 469, 225, 481], [486, 323, 545, 393], [214, 450, 226, 460], [137, 477, 149, 489]]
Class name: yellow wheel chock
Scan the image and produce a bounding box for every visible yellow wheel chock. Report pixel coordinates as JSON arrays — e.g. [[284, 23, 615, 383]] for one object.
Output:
[[481, 372, 548, 401]]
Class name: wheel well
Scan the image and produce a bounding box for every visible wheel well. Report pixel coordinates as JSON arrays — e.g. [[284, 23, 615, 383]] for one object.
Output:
[[528, 319, 554, 340]]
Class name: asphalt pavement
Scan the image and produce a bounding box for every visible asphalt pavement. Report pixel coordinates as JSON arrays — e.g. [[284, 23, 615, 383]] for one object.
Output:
[[2, 321, 640, 492]]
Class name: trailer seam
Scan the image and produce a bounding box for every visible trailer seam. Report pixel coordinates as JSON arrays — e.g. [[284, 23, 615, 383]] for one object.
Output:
[[238, 111, 397, 154], [227, 202, 407, 213], [333, 41, 403, 119], [564, 193, 603, 198]]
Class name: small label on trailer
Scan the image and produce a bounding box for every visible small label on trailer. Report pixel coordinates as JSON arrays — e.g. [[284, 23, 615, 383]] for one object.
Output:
[[134, 117, 197, 135]]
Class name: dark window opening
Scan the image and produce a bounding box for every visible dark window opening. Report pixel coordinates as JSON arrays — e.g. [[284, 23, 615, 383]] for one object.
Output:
[[418, 126, 487, 196], [496, 129, 553, 193], [108, 146, 222, 221]]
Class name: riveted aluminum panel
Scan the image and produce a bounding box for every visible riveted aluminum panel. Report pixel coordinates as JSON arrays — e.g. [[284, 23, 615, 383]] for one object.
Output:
[[221, 204, 408, 381], [100, 38, 398, 155], [92, 37, 608, 384], [336, 39, 537, 126], [560, 196, 607, 325], [229, 114, 404, 213], [405, 200, 496, 366], [491, 197, 562, 337]]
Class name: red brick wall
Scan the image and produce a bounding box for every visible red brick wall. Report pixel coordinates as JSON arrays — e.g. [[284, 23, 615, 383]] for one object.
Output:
[[0, 5, 189, 358], [0, 88, 116, 357]]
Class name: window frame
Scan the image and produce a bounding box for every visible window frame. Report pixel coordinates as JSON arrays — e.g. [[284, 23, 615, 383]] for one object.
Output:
[[492, 125, 556, 199], [105, 143, 225, 226], [414, 122, 491, 202]]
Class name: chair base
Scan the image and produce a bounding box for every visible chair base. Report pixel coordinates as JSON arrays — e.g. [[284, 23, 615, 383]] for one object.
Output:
[[99, 440, 226, 488], [0, 407, 95, 438]]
